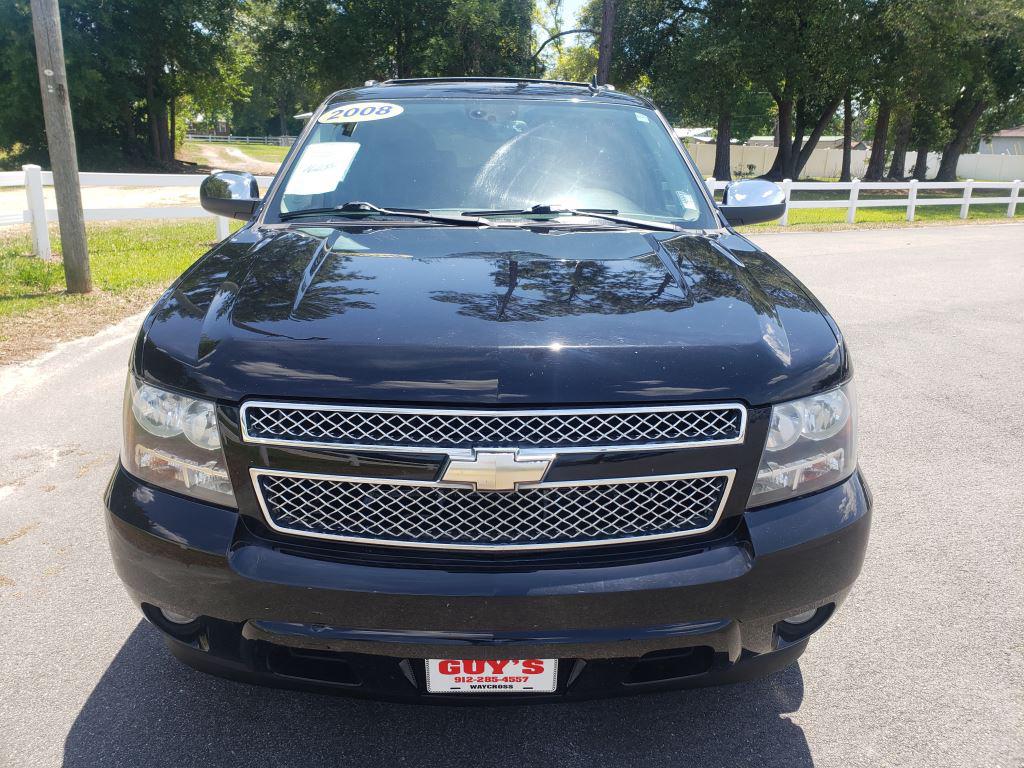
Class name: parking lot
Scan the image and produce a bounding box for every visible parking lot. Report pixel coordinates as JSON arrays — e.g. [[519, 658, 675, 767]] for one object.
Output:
[[0, 222, 1021, 767]]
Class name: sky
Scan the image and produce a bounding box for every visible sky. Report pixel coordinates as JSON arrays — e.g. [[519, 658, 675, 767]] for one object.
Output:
[[560, 0, 587, 27], [535, 0, 591, 56]]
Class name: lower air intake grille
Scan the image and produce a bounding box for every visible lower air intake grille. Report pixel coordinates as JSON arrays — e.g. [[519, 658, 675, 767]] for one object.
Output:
[[253, 472, 732, 550]]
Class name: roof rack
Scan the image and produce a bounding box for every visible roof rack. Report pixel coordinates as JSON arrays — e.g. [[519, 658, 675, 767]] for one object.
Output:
[[379, 76, 594, 88]]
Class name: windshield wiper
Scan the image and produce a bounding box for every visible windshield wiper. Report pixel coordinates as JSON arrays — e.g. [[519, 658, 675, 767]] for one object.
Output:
[[279, 201, 493, 227], [462, 204, 683, 232]]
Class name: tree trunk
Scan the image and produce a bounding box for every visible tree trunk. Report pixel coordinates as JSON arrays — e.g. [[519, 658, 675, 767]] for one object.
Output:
[[791, 98, 807, 164], [935, 97, 986, 181], [887, 110, 912, 178], [794, 95, 843, 179], [864, 96, 891, 181], [596, 0, 616, 85], [764, 96, 794, 181], [169, 94, 176, 161], [119, 100, 135, 157], [840, 91, 853, 182], [155, 100, 171, 164], [145, 72, 163, 162], [394, 19, 410, 78], [712, 108, 732, 181], [912, 144, 929, 180]]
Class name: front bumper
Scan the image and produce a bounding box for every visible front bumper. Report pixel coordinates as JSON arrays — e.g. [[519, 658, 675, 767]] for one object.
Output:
[[105, 465, 871, 702]]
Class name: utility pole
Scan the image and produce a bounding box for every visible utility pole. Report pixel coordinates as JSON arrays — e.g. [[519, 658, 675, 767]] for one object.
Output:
[[596, 0, 616, 85], [30, 0, 91, 293]]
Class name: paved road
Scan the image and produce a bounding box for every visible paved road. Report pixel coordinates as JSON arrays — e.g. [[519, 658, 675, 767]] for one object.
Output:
[[1, 223, 1021, 768]]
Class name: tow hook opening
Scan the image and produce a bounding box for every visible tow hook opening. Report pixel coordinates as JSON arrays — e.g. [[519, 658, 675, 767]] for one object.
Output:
[[264, 646, 362, 687], [625, 646, 717, 685]]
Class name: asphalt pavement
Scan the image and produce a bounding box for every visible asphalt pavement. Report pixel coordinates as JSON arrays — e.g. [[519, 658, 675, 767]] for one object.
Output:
[[1, 222, 1021, 768]]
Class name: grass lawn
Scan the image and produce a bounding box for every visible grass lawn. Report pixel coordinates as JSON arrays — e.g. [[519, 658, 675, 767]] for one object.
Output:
[[0, 219, 222, 363], [751, 202, 1021, 229], [219, 142, 290, 163], [0, 219, 219, 317]]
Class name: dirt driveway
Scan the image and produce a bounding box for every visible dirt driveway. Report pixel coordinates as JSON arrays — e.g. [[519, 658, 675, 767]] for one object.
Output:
[[178, 141, 283, 175]]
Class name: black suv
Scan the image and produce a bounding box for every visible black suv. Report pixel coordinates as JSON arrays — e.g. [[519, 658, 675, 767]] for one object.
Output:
[[105, 78, 870, 702]]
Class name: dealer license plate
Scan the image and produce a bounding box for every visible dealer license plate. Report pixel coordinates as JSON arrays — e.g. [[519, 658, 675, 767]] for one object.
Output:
[[425, 659, 558, 693]]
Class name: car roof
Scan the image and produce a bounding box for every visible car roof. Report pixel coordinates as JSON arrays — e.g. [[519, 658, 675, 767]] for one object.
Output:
[[322, 78, 655, 110]]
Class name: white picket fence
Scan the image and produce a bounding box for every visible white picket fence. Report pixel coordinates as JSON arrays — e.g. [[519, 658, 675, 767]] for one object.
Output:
[[0, 165, 274, 258], [1, 165, 1020, 258]]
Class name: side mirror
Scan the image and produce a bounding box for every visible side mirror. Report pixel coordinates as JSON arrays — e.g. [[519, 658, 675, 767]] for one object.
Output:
[[200, 171, 261, 220], [718, 179, 786, 226]]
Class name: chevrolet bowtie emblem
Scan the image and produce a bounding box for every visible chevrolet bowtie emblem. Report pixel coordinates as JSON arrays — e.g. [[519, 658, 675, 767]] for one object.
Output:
[[441, 449, 554, 491]]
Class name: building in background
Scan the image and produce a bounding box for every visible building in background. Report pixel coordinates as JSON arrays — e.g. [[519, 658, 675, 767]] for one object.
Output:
[[674, 127, 715, 143], [743, 135, 868, 150], [978, 126, 1024, 155]]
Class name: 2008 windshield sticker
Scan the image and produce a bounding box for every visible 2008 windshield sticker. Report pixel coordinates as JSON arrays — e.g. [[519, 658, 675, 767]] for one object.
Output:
[[319, 102, 404, 124]]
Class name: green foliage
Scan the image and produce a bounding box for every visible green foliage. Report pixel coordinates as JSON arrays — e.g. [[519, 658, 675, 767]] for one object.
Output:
[[0, 0, 242, 169], [550, 45, 599, 82], [1, 0, 1020, 178], [0, 0, 534, 170]]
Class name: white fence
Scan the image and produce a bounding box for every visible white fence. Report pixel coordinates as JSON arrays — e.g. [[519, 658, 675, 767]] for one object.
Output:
[[1, 165, 1020, 258], [705, 177, 1021, 226], [185, 133, 296, 147], [0, 165, 274, 258]]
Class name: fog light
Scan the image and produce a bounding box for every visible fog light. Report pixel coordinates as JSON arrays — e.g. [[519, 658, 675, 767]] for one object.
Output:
[[160, 608, 199, 625], [783, 608, 818, 625]]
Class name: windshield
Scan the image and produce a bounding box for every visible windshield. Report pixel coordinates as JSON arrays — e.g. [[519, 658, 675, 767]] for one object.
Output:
[[269, 97, 716, 228]]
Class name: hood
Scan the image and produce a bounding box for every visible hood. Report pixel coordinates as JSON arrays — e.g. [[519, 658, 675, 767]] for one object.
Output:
[[139, 224, 846, 405]]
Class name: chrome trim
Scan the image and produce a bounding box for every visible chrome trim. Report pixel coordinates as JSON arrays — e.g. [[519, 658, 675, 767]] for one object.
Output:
[[439, 448, 555, 491], [238, 401, 748, 455], [249, 467, 736, 551]]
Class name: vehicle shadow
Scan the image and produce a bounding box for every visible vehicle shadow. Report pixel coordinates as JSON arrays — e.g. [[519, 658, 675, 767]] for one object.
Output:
[[63, 621, 812, 768]]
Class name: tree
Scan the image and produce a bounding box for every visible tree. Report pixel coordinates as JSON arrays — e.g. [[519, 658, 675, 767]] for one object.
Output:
[[595, 0, 769, 181], [596, 0, 615, 84], [0, 0, 241, 168], [0, 0, 144, 167], [654, 0, 751, 180], [743, 0, 870, 181], [839, 92, 853, 182], [932, 1, 1024, 180], [550, 44, 599, 82], [870, 0, 1024, 181], [435, 0, 535, 77], [117, 0, 240, 163], [302, 0, 533, 86], [230, 0, 332, 136]]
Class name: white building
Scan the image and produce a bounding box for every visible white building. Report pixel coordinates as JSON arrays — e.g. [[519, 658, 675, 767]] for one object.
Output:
[[673, 127, 715, 143], [978, 126, 1024, 155]]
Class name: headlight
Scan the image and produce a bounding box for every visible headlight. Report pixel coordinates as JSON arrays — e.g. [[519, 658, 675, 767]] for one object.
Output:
[[747, 382, 857, 508], [122, 376, 236, 506]]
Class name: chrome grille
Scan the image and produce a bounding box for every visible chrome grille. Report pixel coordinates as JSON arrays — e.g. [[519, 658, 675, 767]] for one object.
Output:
[[241, 403, 745, 452], [252, 470, 733, 550]]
